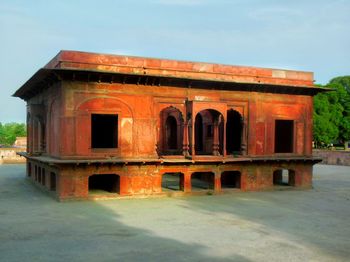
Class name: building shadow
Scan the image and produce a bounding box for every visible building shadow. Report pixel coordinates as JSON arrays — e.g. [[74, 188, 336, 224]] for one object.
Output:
[[0, 164, 251, 262]]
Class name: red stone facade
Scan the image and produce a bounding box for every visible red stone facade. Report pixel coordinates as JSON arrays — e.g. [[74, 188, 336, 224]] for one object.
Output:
[[14, 51, 323, 200]]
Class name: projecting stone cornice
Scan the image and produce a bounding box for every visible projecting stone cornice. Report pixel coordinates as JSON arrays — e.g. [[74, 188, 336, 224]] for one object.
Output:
[[46, 50, 315, 87], [13, 67, 329, 101]]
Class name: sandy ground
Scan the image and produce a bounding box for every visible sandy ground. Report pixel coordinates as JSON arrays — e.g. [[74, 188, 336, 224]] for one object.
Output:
[[0, 164, 349, 262]]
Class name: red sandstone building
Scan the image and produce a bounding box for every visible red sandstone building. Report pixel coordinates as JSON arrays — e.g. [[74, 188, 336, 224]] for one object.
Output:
[[14, 51, 323, 200]]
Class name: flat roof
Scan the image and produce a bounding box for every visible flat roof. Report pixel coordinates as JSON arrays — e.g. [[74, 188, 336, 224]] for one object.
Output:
[[46, 50, 314, 87], [14, 50, 324, 100]]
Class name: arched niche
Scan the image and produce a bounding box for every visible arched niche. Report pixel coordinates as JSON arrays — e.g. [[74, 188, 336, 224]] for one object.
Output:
[[194, 109, 224, 155], [159, 106, 184, 155]]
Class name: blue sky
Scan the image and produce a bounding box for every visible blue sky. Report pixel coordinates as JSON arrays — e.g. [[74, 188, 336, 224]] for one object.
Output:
[[1, 0, 349, 123]]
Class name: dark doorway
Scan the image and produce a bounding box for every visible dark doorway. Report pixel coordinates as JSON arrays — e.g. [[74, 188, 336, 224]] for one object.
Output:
[[191, 172, 214, 190], [221, 171, 241, 189], [38, 167, 42, 184], [275, 120, 294, 153], [273, 169, 295, 186], [226, 110, 243, 154], [165, 116, 177, 150], [91, 114, 118, 148], [195, 114, 203, 152], [50, 172, 56, 191], [162, 173, 184, 191], [42, 168, 46, 186], [195, 110, 224, 155], [40, 122, 46, 152], [27, 162, 31, 177], [88, 174, 120, 194]]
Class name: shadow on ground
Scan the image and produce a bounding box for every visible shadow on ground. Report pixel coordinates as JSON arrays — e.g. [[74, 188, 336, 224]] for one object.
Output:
[[1, 164, 349, 262], [0, 165, 249, 262]]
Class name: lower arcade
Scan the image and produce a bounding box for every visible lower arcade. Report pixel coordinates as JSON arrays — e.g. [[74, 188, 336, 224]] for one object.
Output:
[[25, 157, 315, 200]]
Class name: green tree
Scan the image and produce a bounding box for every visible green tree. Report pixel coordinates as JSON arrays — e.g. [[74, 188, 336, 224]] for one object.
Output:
[[313, 76, 350, 149], [0, 122, 26, 147], [313, 91, 341, 147], [330, 76, 350, 149]]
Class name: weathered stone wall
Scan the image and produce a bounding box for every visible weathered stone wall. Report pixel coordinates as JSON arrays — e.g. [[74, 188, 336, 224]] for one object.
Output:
[[313, 150, 350, 166], [27, 159, 314, 201], [0, 148, 26, 164]]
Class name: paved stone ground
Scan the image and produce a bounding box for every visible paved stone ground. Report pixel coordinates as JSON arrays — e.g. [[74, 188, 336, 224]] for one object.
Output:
[[0, 164, 349, 262]]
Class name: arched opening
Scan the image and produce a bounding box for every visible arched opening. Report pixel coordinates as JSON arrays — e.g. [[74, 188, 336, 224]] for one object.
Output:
[[191, 172, 214, 191], [161, 173, 184, 192], [226, 109, 243, 155], [195, 114, 203, 152], [88, 174, 120, 194], [195, 110, 224, 155], [33, 119, 39, 153], [159, 107, 183, 155], [33, 116, 46, 153], [273, 169, 295, 186], [221, 171, 241, 189], [165, 116, 178, 150], [50, 172, 56, 191]]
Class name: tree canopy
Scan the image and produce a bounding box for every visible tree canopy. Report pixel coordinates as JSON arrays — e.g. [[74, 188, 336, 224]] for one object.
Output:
[[0, 122, 26, 147], [313, 76, 350, 148]]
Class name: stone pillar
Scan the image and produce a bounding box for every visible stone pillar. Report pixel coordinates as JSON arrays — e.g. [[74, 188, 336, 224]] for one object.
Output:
[[183, 171, 192, 193], [27, 112, 32, 154], [241, 118, 247, 155], [191, 117, 195, 157], [32, 119, 38, 153], [58, 169, 88, 200], [223, 118, 227, 157], [119, 175, 130, 196], [182, 121, 189, 157], [214, 172, 221, 192], [294, 164, 313, 188], [213, 119, 220, 156]]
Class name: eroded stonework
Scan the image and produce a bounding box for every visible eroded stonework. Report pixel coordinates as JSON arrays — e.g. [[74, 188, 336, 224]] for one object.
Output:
[[14, 51, 323, 200]]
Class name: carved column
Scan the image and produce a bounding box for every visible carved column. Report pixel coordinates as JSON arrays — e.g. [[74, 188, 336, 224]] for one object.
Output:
[[191, 116, 195, 157], [213, 118, 220, 156], [182, 121, 189, 157], [241, 118, 247, 155], [27, 113, 32, 154], [223, 115, 226, 157]]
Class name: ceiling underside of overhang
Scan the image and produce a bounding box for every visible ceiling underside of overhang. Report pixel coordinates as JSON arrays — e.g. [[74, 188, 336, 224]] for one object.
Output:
[[13, 68, 330, 101]]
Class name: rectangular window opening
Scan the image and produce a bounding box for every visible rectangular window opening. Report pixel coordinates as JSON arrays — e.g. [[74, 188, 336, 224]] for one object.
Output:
[[275, 120, 294, 153], [89, 174, 120, 194], [50, 172, 56, 191], [91, 114, 118, 149]]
